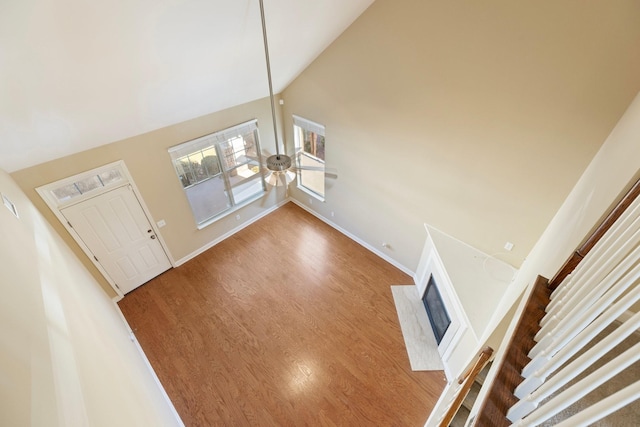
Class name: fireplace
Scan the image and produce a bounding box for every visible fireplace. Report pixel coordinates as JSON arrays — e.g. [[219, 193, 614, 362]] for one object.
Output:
[[422, 275, 451, 345], [415, 224, 517, 381]]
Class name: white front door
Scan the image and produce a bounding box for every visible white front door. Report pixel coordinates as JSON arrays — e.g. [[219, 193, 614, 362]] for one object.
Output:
[[61, 185, 171, 294]]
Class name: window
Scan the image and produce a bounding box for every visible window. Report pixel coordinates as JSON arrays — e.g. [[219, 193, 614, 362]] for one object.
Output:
[[293, 115, 326, 200], [38, 163, 126, 208], [168, 120, 265, 227]]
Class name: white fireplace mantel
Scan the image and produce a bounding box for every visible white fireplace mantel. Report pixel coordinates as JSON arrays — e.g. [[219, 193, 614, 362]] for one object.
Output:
[[414, 225, 518, 372]]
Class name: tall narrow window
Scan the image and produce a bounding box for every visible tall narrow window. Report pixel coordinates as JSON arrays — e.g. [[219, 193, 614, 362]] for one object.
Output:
[[293, 115, 326, 200], [168, 120, 265, 227]]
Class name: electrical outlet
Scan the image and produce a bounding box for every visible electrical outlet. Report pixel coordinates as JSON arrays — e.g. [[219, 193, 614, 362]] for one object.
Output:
[[235, 214, 241, 221], [331, 211, 335, 217], [309, 198, 313, 205], [504, 241, 514, 251]]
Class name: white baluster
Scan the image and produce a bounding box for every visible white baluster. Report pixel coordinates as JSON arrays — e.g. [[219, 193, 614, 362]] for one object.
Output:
[[549, 273, 570, 301], [553, 380, 640, 427], [511, 311, 640, 419], [540, 225, 640, 331], [509, 341, 640, 425], [508, 190, 640, 427], [545, 196, 640, 314], [522, 288, 638, 378], [529, 268, 640, 359]]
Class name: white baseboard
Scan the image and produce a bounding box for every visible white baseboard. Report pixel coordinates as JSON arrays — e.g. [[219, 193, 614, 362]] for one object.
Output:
[[173, 200, 288, 266], [170, 197, 413, 278], [288, 198, 414, 277], [112, 301, 185, 427]]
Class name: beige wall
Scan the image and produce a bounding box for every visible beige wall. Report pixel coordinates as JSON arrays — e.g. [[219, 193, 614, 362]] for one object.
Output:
[[0, 169, 180, 426], [12, 97, 283, 296], [281, 0, 640, 272], [492, 91, 640, 331]]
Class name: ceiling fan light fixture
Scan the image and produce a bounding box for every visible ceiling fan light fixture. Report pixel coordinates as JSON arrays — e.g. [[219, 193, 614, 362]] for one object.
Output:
[[266, 154, 292, 172], [265, 171, 278, 186], [285, 170, 296, 183], [264, 170, 296, 187]]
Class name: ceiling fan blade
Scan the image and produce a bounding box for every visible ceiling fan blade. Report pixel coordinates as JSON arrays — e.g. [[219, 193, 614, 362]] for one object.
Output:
[[293, 165, 324, 172], [288, 149, 302, 159], [279, 172, 288, 187], [290, 165, 338, 179], [325, 171, 338, 180], [279, 173, 289, 197], [260, 180, 274, 207]]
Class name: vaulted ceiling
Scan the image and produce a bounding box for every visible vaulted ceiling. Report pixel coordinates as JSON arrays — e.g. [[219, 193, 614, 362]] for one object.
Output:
[[0, 0, 373, 172]]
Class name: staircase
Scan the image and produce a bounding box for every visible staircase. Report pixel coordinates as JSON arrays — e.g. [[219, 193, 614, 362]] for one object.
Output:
[[473, 177, 640, 426], [425, 177, 640, 427], [449, 362, 492, 427]]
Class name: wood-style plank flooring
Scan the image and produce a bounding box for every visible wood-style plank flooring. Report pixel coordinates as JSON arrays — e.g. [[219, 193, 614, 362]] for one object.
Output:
[[119, 203, 446, 426]]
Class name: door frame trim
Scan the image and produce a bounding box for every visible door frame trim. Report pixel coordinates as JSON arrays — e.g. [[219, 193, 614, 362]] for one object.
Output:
[[36, 160, 175, 299]]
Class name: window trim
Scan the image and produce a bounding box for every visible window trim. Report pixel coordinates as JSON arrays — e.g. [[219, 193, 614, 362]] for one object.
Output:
[[168, 119, 266, 227], [293, 115, 326, 201], [36, 161, 129, 210]]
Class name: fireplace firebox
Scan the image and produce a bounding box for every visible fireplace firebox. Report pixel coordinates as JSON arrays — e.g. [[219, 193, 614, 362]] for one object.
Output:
[[422, 274, 451, 345]]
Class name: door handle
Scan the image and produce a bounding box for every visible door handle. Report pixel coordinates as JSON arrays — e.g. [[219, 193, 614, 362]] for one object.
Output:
[[147, 229, 153, 233], [150, 235, 156, 239]]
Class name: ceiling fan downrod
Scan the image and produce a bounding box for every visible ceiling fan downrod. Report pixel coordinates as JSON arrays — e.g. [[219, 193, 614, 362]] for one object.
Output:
[[259, 0, 293, 174]]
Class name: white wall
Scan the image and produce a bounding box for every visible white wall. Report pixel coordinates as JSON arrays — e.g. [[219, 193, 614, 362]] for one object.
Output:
[[0, 169, 181, 426]]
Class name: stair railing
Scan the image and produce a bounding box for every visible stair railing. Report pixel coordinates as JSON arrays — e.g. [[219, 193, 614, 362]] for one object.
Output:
[[438, 346, 493, 427], [505, 188, 640, 425], [473, 177, 640, 426]]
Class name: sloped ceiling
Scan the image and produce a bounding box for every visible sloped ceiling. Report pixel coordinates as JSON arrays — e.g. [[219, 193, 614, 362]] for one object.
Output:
[[0, 0, 373, 172]]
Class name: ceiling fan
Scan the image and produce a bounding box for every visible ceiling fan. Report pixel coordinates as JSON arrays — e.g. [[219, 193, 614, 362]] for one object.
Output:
[[257, 0, 337, 197]]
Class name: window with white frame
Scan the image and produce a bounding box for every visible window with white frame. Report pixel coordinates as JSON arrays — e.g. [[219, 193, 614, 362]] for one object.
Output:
[[168, 120, 265, 227], [293, 115, 325, 199], [38, 162, 127, 209]]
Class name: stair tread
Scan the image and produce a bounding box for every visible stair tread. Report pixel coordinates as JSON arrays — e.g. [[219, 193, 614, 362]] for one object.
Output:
[[461, 361, 492, 412], [475, 361, 492, 386], [462, 381, 481, 410], [449, 405, 470, 427]]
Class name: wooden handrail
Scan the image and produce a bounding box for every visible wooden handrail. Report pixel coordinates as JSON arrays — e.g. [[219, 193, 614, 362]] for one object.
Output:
[[458, 346, 494, 385], [549, 177, 640, 289], [439, 346, 494, 427]]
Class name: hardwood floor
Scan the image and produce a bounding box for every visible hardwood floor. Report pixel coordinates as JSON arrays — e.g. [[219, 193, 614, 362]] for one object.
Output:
[[119, 203, 446, 426]]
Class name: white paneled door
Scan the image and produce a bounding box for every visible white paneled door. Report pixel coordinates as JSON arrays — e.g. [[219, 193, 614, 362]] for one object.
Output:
[[61, 185, 171, 294]]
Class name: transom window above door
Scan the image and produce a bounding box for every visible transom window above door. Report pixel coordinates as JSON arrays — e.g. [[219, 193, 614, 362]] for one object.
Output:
[[293, 115, 326, 200], [168, 119, 265, 228], [38, 162, 127, 209]]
